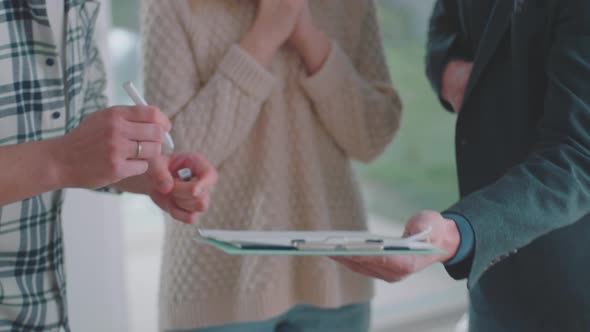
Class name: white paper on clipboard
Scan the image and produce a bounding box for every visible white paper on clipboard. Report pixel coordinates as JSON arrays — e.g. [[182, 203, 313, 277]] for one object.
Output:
[[196, 228, 436, 252]]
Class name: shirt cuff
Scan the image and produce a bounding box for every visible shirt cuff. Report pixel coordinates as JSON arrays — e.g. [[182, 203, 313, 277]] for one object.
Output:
[[442, 212, 474, 266]]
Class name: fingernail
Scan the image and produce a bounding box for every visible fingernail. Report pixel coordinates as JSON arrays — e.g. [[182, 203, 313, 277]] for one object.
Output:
[[193, 184, 203, 197]]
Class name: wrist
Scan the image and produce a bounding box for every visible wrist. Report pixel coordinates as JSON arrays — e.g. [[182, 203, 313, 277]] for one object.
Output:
[[440, 217, 461, 263], [240, 27, 282, 68], [44, 138, 70, 190], [293, 26, 331, 75]]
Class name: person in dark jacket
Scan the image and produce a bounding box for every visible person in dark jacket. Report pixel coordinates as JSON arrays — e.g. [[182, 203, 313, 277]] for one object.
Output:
[[333, 0, 590, 330]]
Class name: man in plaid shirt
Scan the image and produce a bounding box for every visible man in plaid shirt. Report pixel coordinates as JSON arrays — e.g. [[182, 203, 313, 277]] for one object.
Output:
[[0, 1, 217, 330]]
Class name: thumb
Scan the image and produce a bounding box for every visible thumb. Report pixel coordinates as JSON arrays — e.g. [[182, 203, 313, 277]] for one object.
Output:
[[148, 157, 174, 194], [403, 211, 439, 237]]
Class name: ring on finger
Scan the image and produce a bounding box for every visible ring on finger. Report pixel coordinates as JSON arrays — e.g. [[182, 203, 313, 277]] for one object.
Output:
[[135, 141, 143, 159]]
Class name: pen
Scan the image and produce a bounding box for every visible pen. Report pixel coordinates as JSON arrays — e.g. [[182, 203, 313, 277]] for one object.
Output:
[[178, 168, 203, 197], [123, 81, 175, 152], [177, 168, 192, 182]]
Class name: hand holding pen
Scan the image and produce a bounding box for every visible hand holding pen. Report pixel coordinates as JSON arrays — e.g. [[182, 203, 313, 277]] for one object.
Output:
[[122, 82, 218, 224], [123, 81, 175, 152]]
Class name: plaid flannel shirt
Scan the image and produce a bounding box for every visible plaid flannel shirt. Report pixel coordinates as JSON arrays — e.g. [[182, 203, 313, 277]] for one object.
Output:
[[0, 0, 107, 330]]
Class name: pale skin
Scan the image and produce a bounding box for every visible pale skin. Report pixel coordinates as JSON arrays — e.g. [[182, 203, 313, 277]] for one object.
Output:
[[331, 61, 473, 282], [0, 106, 217, 224], [240, 0, 331, 75], [442, 59, 473, 113]]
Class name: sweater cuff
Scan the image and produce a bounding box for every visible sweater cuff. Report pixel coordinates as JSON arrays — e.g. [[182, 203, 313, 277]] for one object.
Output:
[[442, 212, 474, 266], [218, 45, 277, 101], [299, 42, 357, 104]]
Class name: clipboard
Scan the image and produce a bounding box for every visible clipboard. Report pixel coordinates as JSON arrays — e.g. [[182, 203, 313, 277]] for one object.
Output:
[[194, 228, 445, 256]]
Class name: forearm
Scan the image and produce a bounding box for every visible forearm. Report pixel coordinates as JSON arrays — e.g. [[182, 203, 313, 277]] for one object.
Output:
[[147, 45, 275, 167], [299, 42, 402, 162], [143, 2, 276, 167], [240, 28, 282, 69], [291, 25, 332, 75], [0, 140, 64, 205]]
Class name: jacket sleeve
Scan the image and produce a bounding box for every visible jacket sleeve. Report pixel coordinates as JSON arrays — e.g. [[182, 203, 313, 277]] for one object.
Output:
[[425, 0, 472, 112], [142, 0, 276, 167], [446, 0, 590, 288], [298, 1, 402, 163]]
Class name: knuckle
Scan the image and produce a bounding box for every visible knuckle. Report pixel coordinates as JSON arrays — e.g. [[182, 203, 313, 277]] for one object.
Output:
[[171, 210, 185, 223], [109, 159, 124, 177], [151, 124, 165, 142], [107, 108, 122, 123], [153, 143, 162, 156], [145, 107, 159, 123], [144, 144, 161, 160], [107, 141, 122, 158], [107, 117, 124, 138]]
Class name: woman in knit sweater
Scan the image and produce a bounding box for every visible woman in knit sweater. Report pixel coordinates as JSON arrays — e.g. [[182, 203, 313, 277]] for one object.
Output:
[[142, 0, 402, 331]]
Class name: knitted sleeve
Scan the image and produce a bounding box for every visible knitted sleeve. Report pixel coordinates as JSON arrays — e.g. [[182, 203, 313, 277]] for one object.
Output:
[[299, 0, 402, 163], [142, 0, 276, 166]]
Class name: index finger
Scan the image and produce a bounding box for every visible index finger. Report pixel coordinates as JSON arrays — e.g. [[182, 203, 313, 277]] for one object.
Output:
[[122, 106, 172, 132]]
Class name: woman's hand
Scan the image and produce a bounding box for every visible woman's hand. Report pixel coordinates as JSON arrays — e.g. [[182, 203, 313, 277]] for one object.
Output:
[[240, 0, 306, 67], [114, 153, 218, 224], [149, 153, 218, 224], [289, 1, 332, 75]]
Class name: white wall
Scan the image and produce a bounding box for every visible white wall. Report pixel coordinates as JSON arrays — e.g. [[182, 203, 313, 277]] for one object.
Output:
[[63, 191, 128, 332]]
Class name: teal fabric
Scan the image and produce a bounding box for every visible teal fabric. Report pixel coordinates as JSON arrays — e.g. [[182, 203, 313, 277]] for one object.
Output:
[[442, 213, 474, 266], [173, 303, 370, 332], [426, 0, 590, 331]]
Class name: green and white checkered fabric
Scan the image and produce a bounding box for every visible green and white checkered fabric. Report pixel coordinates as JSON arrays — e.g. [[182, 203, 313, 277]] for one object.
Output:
[[0, 0, 107, 330]]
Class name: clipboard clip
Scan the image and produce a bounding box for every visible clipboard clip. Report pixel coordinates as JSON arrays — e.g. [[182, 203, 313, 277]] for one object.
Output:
[[289, 227, 433, 252], [291, 238, 386, 251]]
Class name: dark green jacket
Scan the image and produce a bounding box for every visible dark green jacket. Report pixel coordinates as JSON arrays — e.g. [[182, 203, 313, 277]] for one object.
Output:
[[426, 0, 590, 330]]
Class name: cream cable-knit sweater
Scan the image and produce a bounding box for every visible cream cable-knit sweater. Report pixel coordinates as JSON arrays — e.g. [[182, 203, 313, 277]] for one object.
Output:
[[143, 0, 402, 330]]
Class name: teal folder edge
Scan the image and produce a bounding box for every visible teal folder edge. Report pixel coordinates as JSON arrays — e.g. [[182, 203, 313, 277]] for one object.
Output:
[[195, 237, 446, 256]]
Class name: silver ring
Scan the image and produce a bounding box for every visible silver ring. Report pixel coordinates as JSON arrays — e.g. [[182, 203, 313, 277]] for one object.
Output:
[[135, 141, 143, 159]]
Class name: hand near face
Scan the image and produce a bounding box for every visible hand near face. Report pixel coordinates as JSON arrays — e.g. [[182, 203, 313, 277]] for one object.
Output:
[[289, 1, 332, 75], [240, 0, 306, 67]]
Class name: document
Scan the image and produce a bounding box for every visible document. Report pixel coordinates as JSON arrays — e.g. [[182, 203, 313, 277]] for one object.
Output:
[[194, 228, 444, 256]]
